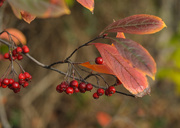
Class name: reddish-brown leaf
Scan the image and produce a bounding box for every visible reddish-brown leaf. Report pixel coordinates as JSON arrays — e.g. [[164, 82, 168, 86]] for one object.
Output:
[[109, 37, 156, 79], [94, 43, 150, 97], [8, 0, 70, 23], [76, 0, 94, 13], [20, 11, 36, 24], [80, 62, 114, 75], [100, 14, 166, 35], [96, 112, 112, 127], [0, 28, 26, 45]]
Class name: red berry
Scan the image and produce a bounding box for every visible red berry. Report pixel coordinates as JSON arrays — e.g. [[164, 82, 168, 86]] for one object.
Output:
[[108, 86, 116, 94], [70, 80, 78, 88], [17, 54, 23, 60], [105, 89, 112, 96], [23, 82, 29, 88], [24, 72, 30, 79], [2, 78, 9, 85], [9, 78, 14, 85], [12, 82, 20, 89], [80, 89, 86, 93], [19, 79, 25, 85], [86, 83, 93, 91], [4, 53, 10, 59], [13, 88, 20, 93], [74, 87, 80, 93], [60, 82, 68, 91], [1, 84, 7, 88], [93, 92, 99, 99], [95, 57, 103, 64], [19, 73, 25, 80], [12, 49, 17, 56], [16, 47, 22, 53], [66, 87, 74, 95], [97, 88, 104, 96], [56, 85, 63, 93], [22, 45, 29, 53], [78, 82, 86, 90]]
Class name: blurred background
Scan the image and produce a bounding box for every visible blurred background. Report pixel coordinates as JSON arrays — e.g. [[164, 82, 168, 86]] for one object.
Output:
[[0, 0, 180, 128]]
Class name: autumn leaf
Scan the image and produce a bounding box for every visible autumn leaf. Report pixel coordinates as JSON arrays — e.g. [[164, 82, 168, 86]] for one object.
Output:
[[94, 43, 150, 97], [0, 28, 26, 45], [100, 14, 166, 35], [76, 0, 94, 13], [109, 37, 156, 79], [80, 62, 114, 75], [8, 0, 70, 23]]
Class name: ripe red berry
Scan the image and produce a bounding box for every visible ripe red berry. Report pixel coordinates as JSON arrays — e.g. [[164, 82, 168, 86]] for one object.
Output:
[[2, 78, 9, 85], [19, 79, 25, 85], [80, 89, 86, 93], [70, 80, 78, 88], [1, 84, 7, 88], [95, 57, 103, 64], [74, 87, 80, 93], [9, 78, 14, 85], [4, 53, 10, 59], [17, 54, 23, 60], [23, 82, 29, 88], [105, 89, 112, 96], [12, 49, 17, 56], [86, 83, 93, 91], [93, 92, 99, 99], [24, 72, 30, 79], [22, 45, 29, 53], [108, 86, 116, 94], [66, 87, 74, 95], [16, 47, 22, 53], [97, 88, 104, 96], [78, 82, 86, 90], [13, 88, 20, 93], [56, 85, 63, 93], [60, 82, 68, 91], [12, 82, 20, 89], [19, 73, 25, 80]]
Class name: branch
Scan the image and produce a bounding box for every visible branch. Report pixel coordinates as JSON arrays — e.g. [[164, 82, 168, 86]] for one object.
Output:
[[0, 38, 135, 98]]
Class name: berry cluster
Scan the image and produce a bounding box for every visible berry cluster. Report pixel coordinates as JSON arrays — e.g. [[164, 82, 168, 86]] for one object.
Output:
[[56, 80, 93, 95], [0, 72, 32, 93], [4, 45, 29, 61], [0, 0, 5, 7], [93, 86, 116, 99]]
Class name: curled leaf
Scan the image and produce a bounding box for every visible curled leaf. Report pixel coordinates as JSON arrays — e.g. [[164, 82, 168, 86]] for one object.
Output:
[[8, 0, 70, 23], [0, 28, 26, 45], [76, 0, 94, 13], [100, 14, 166, 35]]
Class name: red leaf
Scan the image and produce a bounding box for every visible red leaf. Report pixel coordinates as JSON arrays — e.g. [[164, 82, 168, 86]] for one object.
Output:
[[76, 0, 94, 13], [80, 62, 114, 75], [96, 112, 112, 127], [109, 37, 156, 79], [100, 14, 166, 35], [0, 28, 27, 45], [94, 43, 150, 97]]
